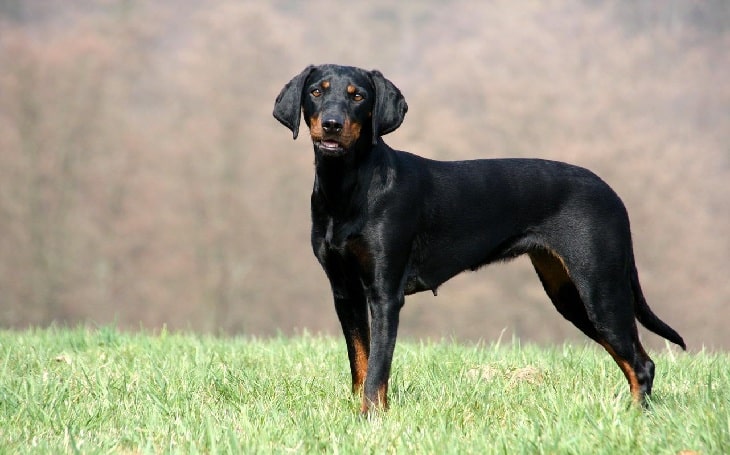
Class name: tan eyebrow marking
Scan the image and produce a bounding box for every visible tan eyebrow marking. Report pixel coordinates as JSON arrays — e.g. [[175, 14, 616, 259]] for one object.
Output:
[[321, 80, 330, 89]]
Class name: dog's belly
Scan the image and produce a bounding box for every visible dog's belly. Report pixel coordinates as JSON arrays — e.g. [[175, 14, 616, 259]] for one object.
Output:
[[402, 228, 536, 297], [402, 252, 476, 296], [403, 272, 433, 295]]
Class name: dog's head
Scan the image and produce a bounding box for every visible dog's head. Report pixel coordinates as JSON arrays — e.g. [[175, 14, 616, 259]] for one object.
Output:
[[273, 64, 408, 156]]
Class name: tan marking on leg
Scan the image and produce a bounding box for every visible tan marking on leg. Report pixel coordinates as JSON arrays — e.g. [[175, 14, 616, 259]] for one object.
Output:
[[352, 334, 368, 392], [346, 236, 372, 271], [360, 382, 388, 414], [377, 382, 388, 409], [528, 248, 571, 295], [360, 396, 369, 414], [600, 341, 641, 403]]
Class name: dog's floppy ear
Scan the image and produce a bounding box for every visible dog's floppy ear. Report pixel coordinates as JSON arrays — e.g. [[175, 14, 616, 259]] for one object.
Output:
[[273, 65, 315, 140], [368, 70, 408, 144]]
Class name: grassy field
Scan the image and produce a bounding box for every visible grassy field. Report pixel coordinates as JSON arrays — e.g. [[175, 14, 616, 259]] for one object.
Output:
[[0, 327, 727, 454]]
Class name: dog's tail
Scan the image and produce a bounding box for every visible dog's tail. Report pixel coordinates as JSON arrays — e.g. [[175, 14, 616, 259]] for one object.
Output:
[[631, 260, 686, 350]]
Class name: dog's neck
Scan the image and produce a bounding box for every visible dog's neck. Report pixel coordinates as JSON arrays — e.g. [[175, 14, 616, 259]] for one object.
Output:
[[312, 139, 386, 217]]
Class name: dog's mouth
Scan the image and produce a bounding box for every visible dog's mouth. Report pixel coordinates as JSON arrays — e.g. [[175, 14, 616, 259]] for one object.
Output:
[[316, 139, 346, 156]]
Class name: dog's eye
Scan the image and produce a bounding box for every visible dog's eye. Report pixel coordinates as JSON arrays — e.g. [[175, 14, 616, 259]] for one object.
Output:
[[311, 89, 322, 97], [352, 93, 364, 102]]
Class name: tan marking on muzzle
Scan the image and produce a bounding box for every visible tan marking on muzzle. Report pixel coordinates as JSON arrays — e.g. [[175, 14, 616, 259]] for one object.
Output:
[[340, 118, 362, 148], [309, 114, 323, 141], [308, 113, 362, 149]]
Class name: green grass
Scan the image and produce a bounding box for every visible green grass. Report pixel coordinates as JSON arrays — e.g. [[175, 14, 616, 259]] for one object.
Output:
[[0, 327, 727, 454]]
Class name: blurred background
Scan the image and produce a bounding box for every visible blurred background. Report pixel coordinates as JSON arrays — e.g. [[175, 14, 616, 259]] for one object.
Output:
[[0, 0, 727, 350]]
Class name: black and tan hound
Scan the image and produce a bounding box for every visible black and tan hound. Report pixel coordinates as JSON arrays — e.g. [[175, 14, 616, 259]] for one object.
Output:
[[273, 64, 685, 413]]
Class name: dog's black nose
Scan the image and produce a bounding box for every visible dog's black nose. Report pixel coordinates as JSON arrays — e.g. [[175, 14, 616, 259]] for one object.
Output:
[[322, 118, 343, 134]]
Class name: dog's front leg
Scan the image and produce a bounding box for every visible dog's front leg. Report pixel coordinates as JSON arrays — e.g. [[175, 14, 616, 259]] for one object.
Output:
[[334, 294, 370, 394], [361, 290, 403, 414], [321, 252, 371, 395]]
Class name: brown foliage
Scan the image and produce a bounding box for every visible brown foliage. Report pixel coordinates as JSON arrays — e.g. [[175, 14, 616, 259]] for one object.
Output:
[[0, 1, 728, 349]]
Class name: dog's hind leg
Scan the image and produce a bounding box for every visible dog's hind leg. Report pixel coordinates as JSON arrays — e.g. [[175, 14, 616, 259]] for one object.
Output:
[[529, 249, 600, 342], [530, 248, 655, 404], [599, 335, 655, 404], [578, 278, 656, 404]]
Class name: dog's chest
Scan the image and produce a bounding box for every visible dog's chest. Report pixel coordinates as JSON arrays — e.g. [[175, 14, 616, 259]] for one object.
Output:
[[324, 218, 335, 245], [313, 216, 371, 269], [319, 217, 356, 252]]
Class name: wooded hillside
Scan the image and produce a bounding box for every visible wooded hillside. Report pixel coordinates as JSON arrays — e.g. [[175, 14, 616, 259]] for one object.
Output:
[[1, 0, 727, 349]]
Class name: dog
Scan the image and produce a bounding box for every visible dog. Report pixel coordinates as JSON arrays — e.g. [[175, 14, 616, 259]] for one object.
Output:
[[273, 64, 685, 413]]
